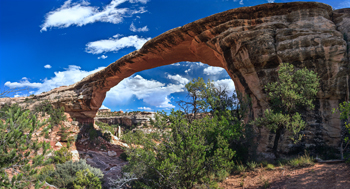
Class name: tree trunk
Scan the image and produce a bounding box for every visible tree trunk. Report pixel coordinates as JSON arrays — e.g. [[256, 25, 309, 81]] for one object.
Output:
[[273, 127, 283, 159]]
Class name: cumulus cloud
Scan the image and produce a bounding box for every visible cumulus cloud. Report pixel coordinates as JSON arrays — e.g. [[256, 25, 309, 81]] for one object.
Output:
[[100, 105, 110, 109], [40, 0, 148, 32], [167, 74, 189, 84], [185, 69, 191, 73], [267, 0, 275, 3], [44, 64, 52, 69], [213, 79, 236, 96], [105, 75, 186, 109], [130, 22, 149, 32], [203, 66, 225, 75], [85, 35, 150, 54], [5, 65, 105, 94], [98, 55, 108, 59], [5, 77, 42, 89], [138, 107, 151, 110]]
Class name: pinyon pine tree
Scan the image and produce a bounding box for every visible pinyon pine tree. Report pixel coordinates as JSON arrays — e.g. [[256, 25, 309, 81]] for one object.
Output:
[[0, 104, 52, 188]]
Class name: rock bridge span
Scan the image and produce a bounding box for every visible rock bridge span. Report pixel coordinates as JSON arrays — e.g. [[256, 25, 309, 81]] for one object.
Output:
[[2, 2, 349, 153]]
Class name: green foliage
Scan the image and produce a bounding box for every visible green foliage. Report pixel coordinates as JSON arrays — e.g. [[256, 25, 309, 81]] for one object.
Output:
[[247, 161, 258, 170], [121, 110, 236, 188], [119, 152, 128, 161], [47, 159, 103, 189], [73, 169, 102, 189], [34, 100, 66, 126], [235, 164, 247, 173], [252, 63, 320, 157], [266, 164, 275, 170], [102, 132, 112, 142], [0, 105, 52, 189], [288, 152, 314, 168], [53, 147, 72, 164]]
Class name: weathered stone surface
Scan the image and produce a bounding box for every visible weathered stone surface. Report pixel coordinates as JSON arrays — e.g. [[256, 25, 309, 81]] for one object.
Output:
[[1, 2, 349, 155], [108, 150, 117, 157]]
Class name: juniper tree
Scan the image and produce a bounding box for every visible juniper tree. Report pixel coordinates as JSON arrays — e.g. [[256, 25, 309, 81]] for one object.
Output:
[[252, 63, 320, 158], [0, 104, 52, 189]]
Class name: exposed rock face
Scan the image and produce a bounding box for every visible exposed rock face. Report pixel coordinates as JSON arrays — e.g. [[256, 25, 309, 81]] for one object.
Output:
[[1, 2, 349, 155], [95, 112, 155, 128]]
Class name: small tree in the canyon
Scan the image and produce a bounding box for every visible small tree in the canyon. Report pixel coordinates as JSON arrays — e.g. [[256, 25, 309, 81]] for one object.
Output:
[[252, 63, 320, 158], [333, 101, 350, 160]]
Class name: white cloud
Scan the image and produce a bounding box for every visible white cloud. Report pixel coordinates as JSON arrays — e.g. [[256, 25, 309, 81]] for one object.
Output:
[[213, 79, 235, 96], [167, 74, 189, 84], [185, 69, 191, 73], [138, 107, 151, 110], [44, 64, 52, 69], [5, 65, 105, 94], [100, 105, 110, 109], [267, 0, 275, 3], [172, 63, 181, 66], [98, 55, 108, 59], [234, 0, 244, 5], [5, 77, 42, 89], [105, 75, 186, 109], [85, 35, 151, 54], [130, 22, 149, 32], [203, 66, 225, 75], [40, 0, 148, 32]]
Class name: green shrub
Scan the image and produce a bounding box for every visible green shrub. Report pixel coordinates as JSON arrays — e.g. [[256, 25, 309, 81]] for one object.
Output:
[[119, 152, 128, 161], [37, 164, 55, 182], [235, 164, 247, 173], [247, 161, 258, 170], [288, 153, 314, 168], [34, 100, 66, 126], [47, 159, 103, 189], [102, 132, 112, 142], [266, 164, 275, 170], [53, 147, 72, 164], [73, 169, 102, 189]]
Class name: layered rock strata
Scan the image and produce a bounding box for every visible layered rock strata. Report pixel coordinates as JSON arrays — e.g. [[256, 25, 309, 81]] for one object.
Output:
[[1, 2, 349, 154]]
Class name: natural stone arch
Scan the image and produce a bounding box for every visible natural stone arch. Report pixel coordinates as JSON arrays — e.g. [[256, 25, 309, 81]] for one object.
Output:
[[2, 2, 349, 154]]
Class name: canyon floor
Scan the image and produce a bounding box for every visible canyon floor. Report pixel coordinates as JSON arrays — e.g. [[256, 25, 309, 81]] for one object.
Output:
[[220, 163, 350, 189]]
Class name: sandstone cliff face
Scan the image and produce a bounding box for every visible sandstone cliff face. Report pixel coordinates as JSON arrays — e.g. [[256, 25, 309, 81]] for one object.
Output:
[[1, 2, 349, 155]]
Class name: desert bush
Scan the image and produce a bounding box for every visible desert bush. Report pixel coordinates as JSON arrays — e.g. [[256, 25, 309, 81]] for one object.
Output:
[[53, 147, 72, 164], [47, 159, 103, 189], [73, 169, 102, 189]]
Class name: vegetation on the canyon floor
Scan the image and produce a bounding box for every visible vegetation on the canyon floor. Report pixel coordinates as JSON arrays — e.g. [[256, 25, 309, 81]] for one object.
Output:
[[114, 78, 252, 188]]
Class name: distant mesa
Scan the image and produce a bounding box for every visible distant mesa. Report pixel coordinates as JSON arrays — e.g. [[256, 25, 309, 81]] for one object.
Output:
[[1, 2, 349, 155]]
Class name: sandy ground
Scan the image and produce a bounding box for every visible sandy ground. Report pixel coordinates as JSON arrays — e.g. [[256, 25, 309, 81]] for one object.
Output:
[[220, 163, 350, 189]]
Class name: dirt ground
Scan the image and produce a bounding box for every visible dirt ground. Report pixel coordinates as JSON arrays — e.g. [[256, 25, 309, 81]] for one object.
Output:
[[220, 163, 350, 189]]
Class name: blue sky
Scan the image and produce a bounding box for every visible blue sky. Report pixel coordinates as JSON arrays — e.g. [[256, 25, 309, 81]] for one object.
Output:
[[1, 0, 349, 112]]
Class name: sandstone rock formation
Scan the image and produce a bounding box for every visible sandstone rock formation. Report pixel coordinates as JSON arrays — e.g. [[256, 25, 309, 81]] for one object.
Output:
[[1, 2, 349, 155]]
